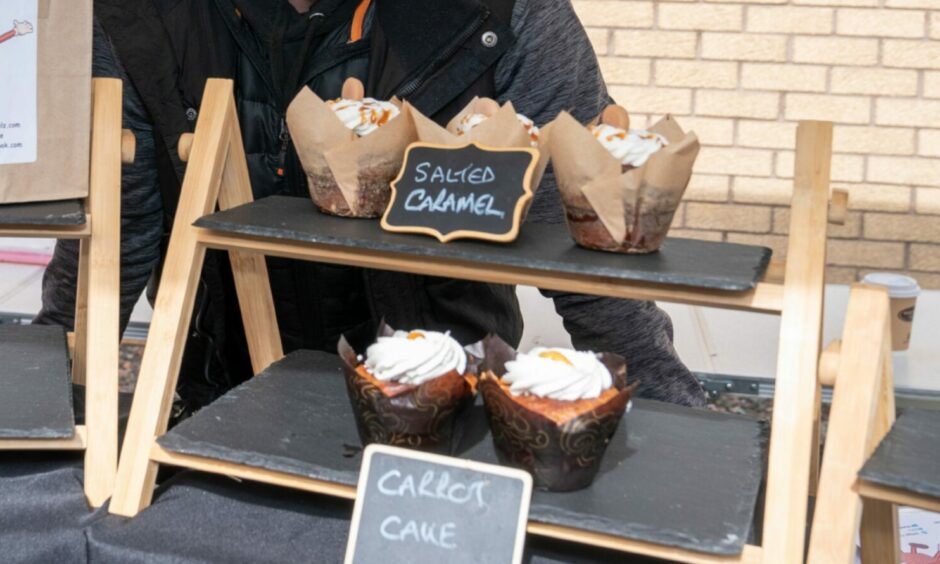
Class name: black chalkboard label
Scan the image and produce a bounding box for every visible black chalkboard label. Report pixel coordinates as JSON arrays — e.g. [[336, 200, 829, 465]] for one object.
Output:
[[381, 142, 538, 243], [345, 444, 533, 564]]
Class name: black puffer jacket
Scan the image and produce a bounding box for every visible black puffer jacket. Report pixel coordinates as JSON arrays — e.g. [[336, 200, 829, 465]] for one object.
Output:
[[96, 0, 524, 405]]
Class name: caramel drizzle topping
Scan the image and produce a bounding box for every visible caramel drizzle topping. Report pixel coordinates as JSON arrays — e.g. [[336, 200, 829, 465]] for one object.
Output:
[[538, 350, 573, 366], [406, 331, 426, 340]]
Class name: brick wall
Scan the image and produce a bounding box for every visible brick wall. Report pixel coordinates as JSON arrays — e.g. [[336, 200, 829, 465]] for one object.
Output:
[[573, 0, 940, 288]]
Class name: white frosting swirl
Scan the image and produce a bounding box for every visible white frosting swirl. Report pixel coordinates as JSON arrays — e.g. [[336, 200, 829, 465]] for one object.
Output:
[[502, 347, 613, 401], [591, 124, 667, 168], [328, 98, 400, 136], [456, 112, 540, 146], [364, 330, 467, 386]]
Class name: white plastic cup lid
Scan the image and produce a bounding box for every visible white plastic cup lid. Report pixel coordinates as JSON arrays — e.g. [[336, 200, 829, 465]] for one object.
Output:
[[862, 272, 921, 299]]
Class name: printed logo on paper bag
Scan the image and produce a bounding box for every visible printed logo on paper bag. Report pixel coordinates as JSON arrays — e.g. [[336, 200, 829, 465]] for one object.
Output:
[[382, 142, 538, 243], [0, 0, 37, 165]]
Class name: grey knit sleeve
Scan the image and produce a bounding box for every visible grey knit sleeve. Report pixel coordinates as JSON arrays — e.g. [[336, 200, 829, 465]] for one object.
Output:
[[495, 0, 612, 225]]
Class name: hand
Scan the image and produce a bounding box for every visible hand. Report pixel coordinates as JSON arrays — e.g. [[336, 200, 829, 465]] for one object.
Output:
[[14, 20, 33, 36]]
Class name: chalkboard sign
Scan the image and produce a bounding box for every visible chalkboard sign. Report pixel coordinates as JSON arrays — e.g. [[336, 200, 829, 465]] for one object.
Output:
[[381, 142, 538, 243], [345, 444, 533, 564]]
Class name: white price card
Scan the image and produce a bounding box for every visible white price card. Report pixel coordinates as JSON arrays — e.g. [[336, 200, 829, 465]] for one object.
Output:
[[0, 0, 37, 165]]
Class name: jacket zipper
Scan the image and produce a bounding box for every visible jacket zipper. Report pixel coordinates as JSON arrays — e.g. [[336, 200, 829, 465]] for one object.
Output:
[[394, 10, 488, 99]]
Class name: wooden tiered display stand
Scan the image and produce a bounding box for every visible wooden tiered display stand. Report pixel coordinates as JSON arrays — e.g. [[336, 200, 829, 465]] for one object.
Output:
[[109, 79, 894, 563], [0, 78, 132, 507]]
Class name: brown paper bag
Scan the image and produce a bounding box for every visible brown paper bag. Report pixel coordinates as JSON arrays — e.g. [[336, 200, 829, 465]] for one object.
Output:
[[412, 98, 550, 195], [286, 86, 417, 218], [544, 111, 700, 254], [0, 0, 93, 204]]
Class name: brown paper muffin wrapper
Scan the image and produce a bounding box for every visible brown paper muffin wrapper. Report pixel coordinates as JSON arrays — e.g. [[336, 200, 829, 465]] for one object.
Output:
[[338, 323, 476, 454], [543, 111, 700, 253], [411, 98, 550, 216], [287, 87, 418, 218], [477, 335, 639, 492]]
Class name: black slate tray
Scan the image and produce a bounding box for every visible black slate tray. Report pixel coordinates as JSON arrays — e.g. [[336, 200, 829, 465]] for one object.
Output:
[[0, 200, 84, 226], [860, 410, 940, 500], [195, 196, 772, 292], [159, 351, 765, 555], [0, 324, 75, 439]]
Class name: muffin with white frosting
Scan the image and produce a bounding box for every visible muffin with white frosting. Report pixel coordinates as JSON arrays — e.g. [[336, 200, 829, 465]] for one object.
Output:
[[455, 110, 540, 147], [544, 104, 700, 254], [286, 78, 417, 218], [338, 324, 477, 452], [478, 335, 638, 491]]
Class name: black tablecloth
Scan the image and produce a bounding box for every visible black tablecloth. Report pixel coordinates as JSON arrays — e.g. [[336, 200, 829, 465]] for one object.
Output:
[[1, 453, 660, 563]]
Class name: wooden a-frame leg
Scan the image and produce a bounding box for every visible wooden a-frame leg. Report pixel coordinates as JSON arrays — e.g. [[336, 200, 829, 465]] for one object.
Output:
[[82, 78, 124, 507], [761, 121, 832, 564], [110, 80, 239, 516], [859, 343, 899, 564], [806, 284, 892, 563], [72, 238, 90, 386], [215, 101, 283, 374]]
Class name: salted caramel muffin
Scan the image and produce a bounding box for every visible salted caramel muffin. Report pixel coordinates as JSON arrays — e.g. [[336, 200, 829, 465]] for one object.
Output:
[[456, 111, 540, 146]]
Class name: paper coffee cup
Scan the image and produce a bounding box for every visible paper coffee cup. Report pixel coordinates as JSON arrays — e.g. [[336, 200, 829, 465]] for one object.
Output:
[[862, 273, 921, 351]]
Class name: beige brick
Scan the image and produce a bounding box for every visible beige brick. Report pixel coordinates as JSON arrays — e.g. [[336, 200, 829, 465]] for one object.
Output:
[[598, 57, 651, 85], [884, 40, 940, 70], [697, 90, 780, 119], [916, 188, 940, 214], [747, 6, 833, 34], [876, 99, 940, 128], [700, 32, 787, 62], [868, 156, 940, 187], [827, 240, 906, 268], [918, 130, 940, 158], [705, 0, 785, 4], [655, 60, 738, 89], [865, 213, 940, 242], [677, 116, 735, 146], [573, 1, 654, 28], [659, 4, 742, 31], [905, 271, 940, 289], [696, 147, 775, 176], [733, 176, 793, 205], [830, 67, 919, 96], [586, 28, 609, 55], [932, 13, 940, 40], [925, 73, 940, 99], [885, 0, 940, 8], [727, 232, 789, 257], [795, 0, 877, 6], [773, 208, 862, 238], [608, 85, 692, 115], [614, 30, 698, 58], [825, 267, 860, 285], [685, 174, 731, 201], [792, 36, 879, 66], [910, 244, 940, 271], [785, 93, 871, 124], [834, 126, 916, 156], [738, 120, 797, 149], [776, 151, 865, 182], [741, 64, 827, 93], [835, 183, 912, 212], [836, 9, 926, 38], [669, 229, 725, 242], [686, 203, 773, 232]]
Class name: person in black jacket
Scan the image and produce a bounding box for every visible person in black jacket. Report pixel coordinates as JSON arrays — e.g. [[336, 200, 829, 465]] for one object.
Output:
[[37, 0, 706, 411]]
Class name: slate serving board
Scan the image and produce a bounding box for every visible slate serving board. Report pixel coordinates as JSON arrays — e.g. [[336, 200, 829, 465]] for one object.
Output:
[[159, 350, 766, 555], [195, 196, 772, 292], [859, 410, 940, 500], [0, 324, 75, 439], [0, 200, 84, 226]]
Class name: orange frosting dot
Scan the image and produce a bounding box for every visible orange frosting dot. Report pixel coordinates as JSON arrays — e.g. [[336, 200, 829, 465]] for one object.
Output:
[[406, 331, 426, 340], [538, 350, 573, 366]]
